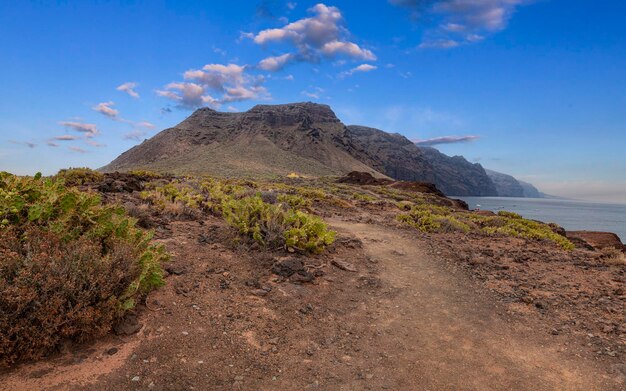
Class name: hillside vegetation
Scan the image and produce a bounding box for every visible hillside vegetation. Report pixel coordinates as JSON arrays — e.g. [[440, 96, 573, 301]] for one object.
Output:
[[1, 168, 577, 367]]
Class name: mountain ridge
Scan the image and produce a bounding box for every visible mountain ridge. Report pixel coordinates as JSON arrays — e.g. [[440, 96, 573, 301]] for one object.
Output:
[[103, 102, 542, 197]]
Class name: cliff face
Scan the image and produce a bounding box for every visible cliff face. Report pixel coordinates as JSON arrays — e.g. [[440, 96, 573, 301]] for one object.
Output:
[[346, 126, 436, 183], [519, 180, 543, 198], [485, 169, 525, 197], [346, 126, 498, 196], [485, 170, 545, 198], [417, 147, 498, 196]]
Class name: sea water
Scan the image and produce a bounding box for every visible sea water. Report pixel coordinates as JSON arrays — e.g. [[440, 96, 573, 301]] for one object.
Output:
[[457, 197, 626, 242]]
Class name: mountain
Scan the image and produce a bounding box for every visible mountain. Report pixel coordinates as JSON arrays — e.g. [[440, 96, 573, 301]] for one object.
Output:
[[345, 126, 497, 195], [344, 125, 436, 183], [485, 169, 545, 198], [518, 180, 543, 198], [485, 169, 524, 197], [417, 147, 498, 196], [103, 103, 383, 178], [103, 102, 537, 198]]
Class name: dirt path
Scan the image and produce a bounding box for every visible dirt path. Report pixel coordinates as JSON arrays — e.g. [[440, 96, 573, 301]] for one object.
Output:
[[1, 218, 621, 390], [327, 219, 620, 390]]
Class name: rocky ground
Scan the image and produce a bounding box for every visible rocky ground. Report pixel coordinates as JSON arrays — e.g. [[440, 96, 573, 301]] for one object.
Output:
[[0, 175, 624, 390]]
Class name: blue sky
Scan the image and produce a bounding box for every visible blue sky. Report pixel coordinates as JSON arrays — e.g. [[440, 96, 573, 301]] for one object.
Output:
[[1, 1, 625, 202]]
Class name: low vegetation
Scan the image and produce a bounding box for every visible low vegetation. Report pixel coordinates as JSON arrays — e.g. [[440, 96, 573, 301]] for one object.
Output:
[[222, 195, 335, 253], [397, 203, 575, 250], [1, 168, 588, 367], [0, 172, 167, 366]]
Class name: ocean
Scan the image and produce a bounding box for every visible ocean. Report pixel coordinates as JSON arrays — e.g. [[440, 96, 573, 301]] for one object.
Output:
[[457, 197, 626, 242]]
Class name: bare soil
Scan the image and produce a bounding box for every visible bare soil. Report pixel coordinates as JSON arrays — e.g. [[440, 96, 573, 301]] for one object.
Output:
[[1, 204, 624, 390]]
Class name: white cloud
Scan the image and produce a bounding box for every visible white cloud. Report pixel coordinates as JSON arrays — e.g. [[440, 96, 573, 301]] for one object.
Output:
[[391, 0, 529, 49], [258, 53, 295, 71], [413, 135, 480, 146], [340, 63, 378, 78], [320, 41, 376, 60], [69, 146, 87, 153], [246, 3, 376, 70], [116, 82, 140, 98], [92, 101, 119, 119], [301, 86, 325, 99], [159, 63, 269, 109], [59, 121, 99, 138], [135, 121, 155, 129], [418, 39, 460, 49], [156, 82, 217, 109], [85, 140, 106, 147]]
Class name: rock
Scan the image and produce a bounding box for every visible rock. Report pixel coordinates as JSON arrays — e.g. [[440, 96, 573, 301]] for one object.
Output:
[[106, 347, 119, 356], [291, 270, 315, 283], [299, 304, 314, 314], [337, 171, 391, 186], [251, 289, 269, 297], [534, 300, 548, 310], [566, 231, 626, 252], [272, 257, 305, 277], [331, 259, 358, 272], [113, 313, 142, 336], [98, 172, 143, 193], [131, 376, 140, 382], [165, 264, 185, 275]]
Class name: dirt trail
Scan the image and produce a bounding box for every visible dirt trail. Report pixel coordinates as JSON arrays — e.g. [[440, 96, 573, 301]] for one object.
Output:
[[1, 218, 621, 390], [328, 219, 618, 391]]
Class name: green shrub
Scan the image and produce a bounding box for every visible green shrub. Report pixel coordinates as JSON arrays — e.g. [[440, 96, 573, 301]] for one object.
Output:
[[284, 211, 336, 253], [397, 207, 470, 234], [277, 193, 312, 210], [128, 169, 162, 179], [0, 172, 167, 365], [497, 210, 522, 219], [222, 195, 335, 253], [55, 167, 104, 186], [352, 192, 377, 202], [477, 215, 574, 250]]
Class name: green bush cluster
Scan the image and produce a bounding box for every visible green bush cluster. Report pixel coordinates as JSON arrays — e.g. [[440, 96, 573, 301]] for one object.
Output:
[[222, 195, 335, 253], [277, 193, 312, 210], [469, 213, 574, 250], [0, 172, 167, 365], [397, 204, 470, 233], [396, 200, 574, 249]]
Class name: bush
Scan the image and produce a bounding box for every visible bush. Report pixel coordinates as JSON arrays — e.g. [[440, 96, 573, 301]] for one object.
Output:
[[396, 204, 470, 234], [0, 172, 167, 365], [55, 167, 104, 186], [277, 193, 312, 210], [283, 210, 336, 253], [222, 195, 335, 253], [464, 212, 574, 250]]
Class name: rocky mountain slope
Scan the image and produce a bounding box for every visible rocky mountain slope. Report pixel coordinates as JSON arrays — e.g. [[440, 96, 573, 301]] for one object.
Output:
[[485, 169, 525, 197], [485, 169, 544, 198], [104, 102, 541, 197], [347, 126, 497, 196], [519, 180, 543, 198], [103, 103, 383, 178], [418, 147, 498, 196]]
